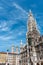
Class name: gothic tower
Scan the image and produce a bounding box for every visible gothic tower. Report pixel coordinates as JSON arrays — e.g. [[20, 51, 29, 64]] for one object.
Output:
[[27, 10, 40, 46], [26, 10, 40, 65], [27, 10, 37, 32]]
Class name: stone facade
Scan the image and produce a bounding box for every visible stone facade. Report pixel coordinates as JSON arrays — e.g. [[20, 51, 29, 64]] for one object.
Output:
[[0, 46, 20, 65], [20, 10, 43, 65]]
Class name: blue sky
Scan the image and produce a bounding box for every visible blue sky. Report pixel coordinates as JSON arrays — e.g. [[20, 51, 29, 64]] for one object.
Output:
[[0, 0, 43, 52]]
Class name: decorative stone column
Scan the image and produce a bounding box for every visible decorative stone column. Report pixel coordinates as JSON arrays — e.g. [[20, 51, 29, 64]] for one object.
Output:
[[39, 61, 41, 65], [6, 49, 9, 65], [32, 46, 37, 65], [27, 39, 31, 65]]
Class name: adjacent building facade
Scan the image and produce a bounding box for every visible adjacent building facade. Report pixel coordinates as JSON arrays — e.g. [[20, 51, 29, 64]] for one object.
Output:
[[0, 45, 20, 65]]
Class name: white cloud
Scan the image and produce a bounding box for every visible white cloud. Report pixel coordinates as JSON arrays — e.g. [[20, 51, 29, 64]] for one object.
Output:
[[18, 32, 22, 35], [0, 2, 28, 42], [0, 35, 13, 40], [0, 21, 9, 31], [13, 2, 28, 15], [17, 25, 26, 36], [1, 27, 8, 31], [2, 36, 12, 40], [18, 31, 25, 36], [0, 21, 7, 28], [0, 6, 4, 9]]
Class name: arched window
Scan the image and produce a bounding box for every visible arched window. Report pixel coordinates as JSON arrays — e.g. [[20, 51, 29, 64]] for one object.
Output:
[[37, 63, 39, 65], [28, 37, 32, 46], [8, 63, 9, 65]]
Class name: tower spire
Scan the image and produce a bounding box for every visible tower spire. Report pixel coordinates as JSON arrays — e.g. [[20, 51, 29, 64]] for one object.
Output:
[[20, 40, 23, 52], [27, 10, 37, 32], [11, 44, 14, 53], [28, 9, 33, 16], [20, 40, 23, 47]]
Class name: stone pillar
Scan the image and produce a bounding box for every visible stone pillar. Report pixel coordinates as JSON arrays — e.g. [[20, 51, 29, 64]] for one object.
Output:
[[6, 49, 9, 65], [11, 44, 14, 53], [20, 40, 23, 52], [16, 55, 17, 65], [39, 62, 41, 65], [16, 46, 19, 53], [33, 62, 37, 65], [32, 44, 37, 65], [27, 40, 31, 65]]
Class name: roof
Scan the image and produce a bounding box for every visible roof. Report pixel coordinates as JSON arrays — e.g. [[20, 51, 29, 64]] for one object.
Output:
[[0, 52, 18, 55]]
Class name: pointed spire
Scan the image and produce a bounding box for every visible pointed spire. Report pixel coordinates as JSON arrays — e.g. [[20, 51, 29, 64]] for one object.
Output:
[[28, 9, 33, 17], [20, 40, 23, 52], [16, 46, 19, 53], [20, 40, 22, 45], [29, 9, 34, 21], [11, 44, 14, 53], [20, 40, 23, 47], [27, 9, 38, 32]]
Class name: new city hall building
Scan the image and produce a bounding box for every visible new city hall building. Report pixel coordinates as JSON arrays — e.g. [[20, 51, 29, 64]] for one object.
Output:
[[0, 10, 43, 65]]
